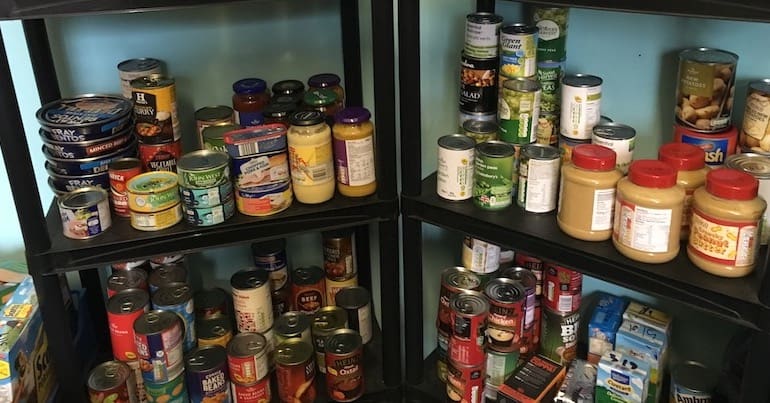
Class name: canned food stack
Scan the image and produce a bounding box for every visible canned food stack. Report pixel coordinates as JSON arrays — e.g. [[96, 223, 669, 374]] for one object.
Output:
[[118, 58, 162, 99], [533, 7, 569, 147], [252, 239, 292, 319], [322, 228, 360, 305], [194, 105, 235, 148], [125, 171, 183, 231], [538, 263, 582, 365], [459, 12, 503, 136], [131, 74, 183, 173], [177, 150, 235, 227]]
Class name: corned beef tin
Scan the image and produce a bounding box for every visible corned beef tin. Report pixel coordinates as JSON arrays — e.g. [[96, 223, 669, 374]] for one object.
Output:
[[448, 290, 489, 366], [133, 310, 185, 382], [109, 157, 143, 217], [185, 345, 231, 403], [674, 123, 737, 167], [107, 289, 150, 362]]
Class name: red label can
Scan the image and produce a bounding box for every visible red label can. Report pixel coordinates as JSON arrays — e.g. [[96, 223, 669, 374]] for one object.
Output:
[[532, 298, 542, 352], [513, 252, 544, 296], [673, 123, 738, 167], [227, 333, 270, 385], [437, 267, 481, 336], [139, 139, 182, 172], [291, 266, 326, 315], [109, 157, 143, 217], [107, 289, 150, 362], [325, 329, 364, 402], [275, 339, 316, 403], [544, 263, 582, 313], [448, 290, 488, 366], [484, 278, 526, 353], [446, 359, 485, 403], [231, 376, 271, 403]]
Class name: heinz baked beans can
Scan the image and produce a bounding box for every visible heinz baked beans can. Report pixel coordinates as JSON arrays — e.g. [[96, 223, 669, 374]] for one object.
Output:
[[148, 264, 188, 295], [138, 139, 182, 172], [484, 278, 526, 353], [448, 290, 489, 366], [275, 339, 316, 403], [322, 228, 357, 280], [133, 310, 185, 382], [131, 74, 180, 143], [106, 270, 148, 298], [325, 329, 364, 402], [325, 273, 358, 306], [252, 238, 289, 291], [231, 269, 274, 333], [87, 360, 139, 403], [539, 306, 579, 365], [197, 315, 233, 349], [312, 306, 348, 374], [544, 263, 582, 313], [109, 157, 143, 217], [275, 311, 313, 346], [673, 123, 738, 167], [231, 376, 271, 403], [437, 267, 482, 336], [512, 253, 544, 295], [107, 289, 150, 362], [335, 286, 373, 345], [227, 332, 270, 385], [185, 345, 230, 403], [193, 287, 230, 320], [144, 373, 188, 403], [291, 265, 326, 315], [497, 266, 537, 355], [152, 282, 197, 352], [446, 358, 485, 403]]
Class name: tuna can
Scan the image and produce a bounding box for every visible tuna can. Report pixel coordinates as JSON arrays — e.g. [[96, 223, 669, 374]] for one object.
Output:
[[676, 48, 738, 133], [118, 58, 162, 99], [148, 264, 188, 294], [133, 310, 185, 382], [36, 94, 133, 139], [326, 273, 359, 306], [131, 74, 180, 143], [533, 7, 570, 61], [107, 269, 148, 298], [291, 265, 326, 314], [87, 360, 139, 403], [325, 329, 364, 402], [180, 180, 233, 209], [275, 339, 317, 402], [235, 180, 293, 216], [58, 186, 111, 239], [485, 349, 519, 388], [322, 228, 357, 280], [544, 263, 582, 313], [129, 203, 183, 231], [513, 253, 544, 296], [138, 139, 182, 172], [126, 171, 179, 213], [107, 289, 151, 361], [497, 266, 537, 355], [437, 134, 476, 201], [195, 105, 234, 147], [275, 311, 313, 346], [197, 315, 233, 348], [446, 359, 485, 403], [458, 110, 496, 130], [437, 267, 482, 335], [726, 153, 770, 244], [448, 290, 489, 366], [560, 74, 603, 140], [537, 60, 565, 114], [144, 373, 188, 403], [499, 23, 538, 79], [674, 123, 737, 167], [312, 306, 348, 373], [177, 150, 230, 189], [223, 124, 288, 158], [461, 236, 501, 275], [670, 361, 718, 403], [232, 150, 290, 188], [252, 238, 289, 291], [43, 139, 137, 177], [464, 12, 503, 59], [559, 134, 592, 164], [185, 345, 230, 403], [463, 119, 498, 144], [539, 307, 579, 365], [592, 123, 636, 174], [152, 282, 196, 352], [740, 80, 770, 154], [231, 377, 271, 403], [183, 196, 235, 226], [335, 286, 373, 345], [109, 157, 143, 217], [517, 144, 561, 213], [273, 286, 292, 318], [498, 77, 541, 144], [459, 52, 498, 114], [231, 269, 274, 333], [203, 123, 241, 154], [227, 332, 270, 385], [536, 113, 560, 146], [41, 128, 134, 160], [484, 278, 526, 353], [437, 332, 449, 383], [47, 169, 110, 195], [473, 141, 516, 210]]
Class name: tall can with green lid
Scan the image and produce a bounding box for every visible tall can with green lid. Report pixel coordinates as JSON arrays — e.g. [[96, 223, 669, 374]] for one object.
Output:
[[498, 78, 541, 144], [533, 7, 569, 61], [473, 141, 516, 210]]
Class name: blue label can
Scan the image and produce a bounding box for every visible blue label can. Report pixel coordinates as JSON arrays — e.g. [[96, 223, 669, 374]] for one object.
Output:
[[152, 283, 197, 353]]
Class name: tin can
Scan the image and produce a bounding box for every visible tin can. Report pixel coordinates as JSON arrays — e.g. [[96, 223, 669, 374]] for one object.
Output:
[[227, 332, 270, 385], [513, 253, 544, 296], [150, 254, 185, 268], [88, 360, 139, 403], [195, 106, 234, 147], [560, 74, 603, 140], [231, 269, 274, 333], [126, 171, 179, 213], [740, 80, 770, 154], [533, 7, 570, 61], [185, 345, 230, 403], [252, 238, 289, 291], [322, 228, 357, 280], [670, 361, 718, 403], [203, 123, 241, 154], [197, 316, 233, 348], [459, 110, 496, 131], [539, 307, 579, 365], [107, 289, 150, 362], [676, 48, 738, 133], [130, 203, 182, 231], [291, 265, 326, 314], [461, 236, 501, 275], [592, 123, 636, 174], [183, 196, 234, 227], [532, 298, 542, 349], [484, 278, 526, 353], [47, 169, 110, 195], [437, 332, 449, 383], [335, 286, 373, 344], [112, 260, 151, 274], [537, 60, 565, 114], [448, 290, 489, 366], [177, 150, 230, 189], [232, 150, 290, 188], [536, 113, 559, 146], [674, 123, 737, 167], [559, 134, 591, 164], [231, 377, 271, 403], [325, 274, 358, 307], [544, 263, 582, 314], [499, 24, 538, 79], [131, 74, 180, 143], [41, 128, 133, 160], [43, 138, 136, 176], [325, 329, 364, 402], [497, 266, 537, 355], [462, 120, 498, 144], [272, 286, 292, 318], [262, 326, 277, 370], [180, 180, 233, 209], [37, 94, 133, 140], [133, 310, 185, 382], [144, 373, 188, 403], [58, 187, 111, 239], [459, 53, 498, 114], [152, 282, 196, 352], [464, 12, 503, 59], [109, 157, 143, 217], [726, 153, 770, 245], [235, 180, 293, 216], [437, 134, 476, 201], [107, 269, 148, 298], [118, 58, 162, 99], [312, 306, 348, 373], [518, 144, 560, 213], [486, 349, 519, 388], [138, 139, 182, 172], [446, 359, 485, 403], [473, 141, 516, 210], [148, 264, 188, 294], [275, 311, 313, 346], [437, 267, 481, 335], [275, 339, 317, 403], [223, 124, 288, 158], [499, 78, 541, 144]]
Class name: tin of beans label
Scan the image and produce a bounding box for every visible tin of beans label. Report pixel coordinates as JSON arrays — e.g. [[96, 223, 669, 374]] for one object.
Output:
[[499, 79, 541, 144], [139, 140, 182, 172], [185, 347, 231, 403], [544, 264, 582, 313], [533, 7, 569, 61], [473, 142, 515, 210], [460, 55, 498, 114], [540, 308, 579, 365], [183, 197, 235, 227], [446, 360, 485, 403], [144, 374, 188, 403], [231, 377, 271, 403], [180, 180, 233, 208], [486, 350, 519, 387]]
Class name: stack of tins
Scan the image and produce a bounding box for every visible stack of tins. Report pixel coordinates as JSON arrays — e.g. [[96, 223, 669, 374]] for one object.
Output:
[[117, 58, 162, 99], [252, 239, 292, 319], [125, 171, 183, 231], [131, 74, 183, 173], [532, 7, 569, 148], [322, 228, 360, 306], [459, 12, 502, 138], [223, 124, 293, 216], [193, 105, 235, 149], [177, 150, 235, 227]]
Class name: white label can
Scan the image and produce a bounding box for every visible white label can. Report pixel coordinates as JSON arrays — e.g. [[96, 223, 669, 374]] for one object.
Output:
[[461, 236, 501, 274], [464, 12, 504, 59], [560, 74, 603, 140], [591, 122, 637, 174], [231, 269, 274, 334], [437, 134, 476, 201], [518, 144, 561, 213]]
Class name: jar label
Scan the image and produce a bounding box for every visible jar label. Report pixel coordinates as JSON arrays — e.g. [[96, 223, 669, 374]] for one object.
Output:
[[742, 91, 770, 140], [613, 199, 672, 253], [689, 208, 758, 266], [591, 188, 616, 231], [333, 137, 376, 186], [235, 110, 264, 127], [288, 142, 334, 185]]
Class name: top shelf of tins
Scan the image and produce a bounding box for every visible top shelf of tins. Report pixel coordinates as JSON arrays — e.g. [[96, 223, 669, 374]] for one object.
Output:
[[0, 0, 253, 20]]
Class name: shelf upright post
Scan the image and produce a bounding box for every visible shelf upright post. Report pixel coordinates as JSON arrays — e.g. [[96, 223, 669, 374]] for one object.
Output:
[[22, 19, 60, 103], [340, 0, 364, 108]]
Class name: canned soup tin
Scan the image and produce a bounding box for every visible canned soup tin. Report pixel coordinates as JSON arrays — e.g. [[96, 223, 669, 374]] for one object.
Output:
[[177, 150, 230, 189], [325, 329, 365, 402], [58, 186, 112, 239], [473, 141, 516, 210], [676, 48, 738, 132], [437, 134, 476, 201], [560, 74, 603, 140], [227, 332, 270, 385]]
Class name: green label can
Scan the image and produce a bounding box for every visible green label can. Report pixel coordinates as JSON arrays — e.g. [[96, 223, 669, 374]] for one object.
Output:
[[539, 306, 579, 365], [537, 60, 565, 114], [498, 78, 541, 144], [533, 7, 569, 61], [144, 373, 189, 403], [485, 349, 520, 387], [499, 24, 538, 79], [473, 141, 516, 210]]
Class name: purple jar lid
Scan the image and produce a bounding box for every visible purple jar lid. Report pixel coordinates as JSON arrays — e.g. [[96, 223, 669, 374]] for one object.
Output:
[[308, 73, 341, 88], [335, 107, 371, 124], [233, 78, 267, 94]]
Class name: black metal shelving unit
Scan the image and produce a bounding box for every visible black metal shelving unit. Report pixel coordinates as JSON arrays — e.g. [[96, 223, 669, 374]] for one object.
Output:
[[0, 0, 401, 401], [398, 1, 770, 402]]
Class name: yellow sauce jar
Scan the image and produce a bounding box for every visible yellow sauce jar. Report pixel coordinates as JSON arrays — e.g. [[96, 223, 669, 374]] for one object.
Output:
[[687, 168, 766, 277], [332, 107, 377, 197], [287, 111, 335, 204], [658, 142, 709, 241]]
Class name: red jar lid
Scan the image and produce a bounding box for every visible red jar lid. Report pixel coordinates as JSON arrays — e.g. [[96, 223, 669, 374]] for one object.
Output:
[[628, 160, 677, 188], [572, 144, 616, 171], [658, 142, 705, 171], [706, 168, 758, 200]]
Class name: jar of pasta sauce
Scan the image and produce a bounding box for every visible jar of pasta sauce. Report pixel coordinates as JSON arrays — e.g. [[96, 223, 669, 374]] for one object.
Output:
[[333, 107, 377, 197], [232, 78, 270, 127], [303, 89, 341, 127], [658, 142, 709, 241], [688, 168, 766, 278], [308, 73, 344, 106]]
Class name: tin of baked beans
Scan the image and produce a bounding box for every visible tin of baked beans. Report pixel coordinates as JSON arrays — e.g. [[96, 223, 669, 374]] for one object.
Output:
[[335, 286, 372, 345], [185, 345, 230, 403], [37, 94, 133, 139], [592, 123, 636, 174], [448, 290, 488, 366], [460, 53, 498, 114], [484, 278, 525, 353], [461, 236, 501, 275], [518, 144, 561, 213], [535, 113, 559, 146], [674, 123, 737, 167], [138, 139, 182, 172], [177, 150, 230, 189], [252, 238, 289, 291], [474, 141, 516, 210], [231, 269, 274, 333], [291, 265, 326, 314], [180, 180, 233, 209], [275, 339, 317, 403], [109, 157, 143, 217], [275, 311, 313, 346], [437, 267, 481, 335], [325, 329, 364, 402], [539, 307, 579, 365], [312, 306, 348, 373], [462, 120, 498, 144], [88, 360, 139, 403], [670, 361, 718, 403], [195, 105, 234, 147], [446, 359, 485, 403], [273, 286, 291, 318], [322, 228, 357, 279], [58, 186, 112, 239], [497, 266, 537, 355], [512, 252, 544, 295], [130, 203, 183, 231], [537, 60, 565, 114], [107, 289, 150, 362], [499, 78, 541, 144], [112, 259, 151, 274], [437, 332, 449, 383], [740, 80, 770, 154], [118, 58, 162, 99], [485, 349, 519, 388], [544, 263, 582, 313], [107, 269, 148, 298], [235, 180, 293, 216], [197, 315, 233, 348], [133, 309, 185, 382], [437, 134, 476, 201], [227, 332, 270, 385], [464, 12, 503, 59], [183, 196, 234, 227], [194, 288, 229, 319], [231, 377, 271, 403], [152, 282, 196, 352], [676, 48, 738, 133], [126, 171, 179, 213], [726, 153, 770, 245], [144, 373, 188, 403], [203, 123, 241, 154], [325, 273, 358, 306], [499, 23, 538, 79], [148, 264, 187, 294], [131, 74, 180, 143], [560, 74, 603, 140], [559, 134, 591, 164]]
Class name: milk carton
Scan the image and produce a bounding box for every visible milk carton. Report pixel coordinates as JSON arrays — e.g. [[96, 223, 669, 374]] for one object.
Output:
[[588, 293, 627, 364], [596, 351, 649, 403]]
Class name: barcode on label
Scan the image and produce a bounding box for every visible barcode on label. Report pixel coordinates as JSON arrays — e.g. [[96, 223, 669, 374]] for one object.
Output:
[[237, 311, 256, 332], [558, 295, 573, 312], [237, 143, 259, 156]]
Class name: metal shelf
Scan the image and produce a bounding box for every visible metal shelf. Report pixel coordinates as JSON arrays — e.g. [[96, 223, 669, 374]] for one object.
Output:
[[0, 0, 250, 20]]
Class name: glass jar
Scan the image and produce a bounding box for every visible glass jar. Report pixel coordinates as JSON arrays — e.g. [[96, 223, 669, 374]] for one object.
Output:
[[612, 160, 685, 263], [688, 168, 766, 278], [263, 102, 297, 127], [303, 89, 341, 126], [308, 73, 344, 106], [272, 80, 305, 97], [287, 111, 335, 204], [332, 107, 377, 197], [658, 142, 709, 240], [232, 78, 270, 127], [557, 144, 623, 241]]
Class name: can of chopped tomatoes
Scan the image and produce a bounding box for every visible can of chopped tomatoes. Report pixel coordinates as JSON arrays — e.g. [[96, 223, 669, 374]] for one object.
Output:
[[275, 339, 317, 403], [325, 329, 364, 402], [544, 262, 582, 313], [448, 290, 489, 366], [107, 289, 150, 362], [109, 157, 143, 217], [227, 332, 270, 385]]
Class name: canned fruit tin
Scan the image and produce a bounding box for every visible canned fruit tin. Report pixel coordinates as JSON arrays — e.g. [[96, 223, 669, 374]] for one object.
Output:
[[459, 53, 498, 114], [131, 74, 180, 143], [533, 7, 570, 61], [180, 180, 233, 209], [203, 123, 241, 153], [540, 307, 579, 365], [464, 12, 503, 59], [36, 94, 133, 138], [592, 123, 636, 174], [88, 360, 139, 403], [232, 150, 290, 188], [107, 289, 150, 362], [673, 123, 737, 167], [227, 332, 269, 385], [437, 267, 481, 335], [676, 48, 738, 132], [48, 169, 110, 194], [223, 124, 288, 158], [139, 140, 182, 172], [335, 286, 373, 345], [536, 113, 560, 146], [133, 310, 185, 382], [325, 274, 358, 306], [560, 74, 603, 140], [726, 153, 770, 245], [312, 306, 348, 373], [291, 265, 326, 314], [235, 181, 293, 216], [669, 361, 718, 403], [231, 377, 271, 403], [130, 203, 183, 231], [58, 187, 112, 239], [486, 349, 519, 388], [44, 140, 137, 176], [448, 290, 489, 366], [499, 24, 538, 79], [126, 171, 179, 213], [484, 278, 526, 353], [195, 105, 234, 146], [518, 144, 561, 213], [183, 197, 235, 227], [118, 58, 162, 99], [107, 270, 148, 298], [109, 157, 143, 217], [149, 264, 188, 294], [437, 134, 476, 201], [462, 120, 498, 144], [41, 129, 134, 160], [177, 150, 230, 189], [197, 316, 233, 348], [275, 311, 313, 346], [152, 282, 196, 352], [322, 228, 357, 280], [144, 373, 188, 403], [446, 359, 485, 403], [185, 345, 230, 403], [325, 329, 364, 402], [499, 78, 541, 144], [559, 135, 591, 164], [473, 141, 516, 210], [231, 269, 274, 333], [544, 263, 582, 313], [740, 80, 770, 153], [275, 339, 317, 403]]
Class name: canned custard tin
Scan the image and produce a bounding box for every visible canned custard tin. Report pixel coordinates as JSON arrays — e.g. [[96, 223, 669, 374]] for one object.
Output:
[[177, 150, 230, 189], [517, 143, 561, 213], [335, 286, 373, 345], [464, 12, 503, 59], [676, 48, 738, 133], [437, 134, 476, 201], [227, 332, 270, 385], [180, 180, 233, 209], [126, 171, 180, 213], [592, 122, 636, 174], [325, 329, 364, 402], [185, 345, 230, 403], [499, 23, 538, 79], [499, 77, 541, 144], [58, 186, 112, 239], [460, 53, 498, 114], [560, 74, 603, 140], [183, 197, 235, 227], [87, 360, 138, 403], [473, 141, 516, 210], [37, 94, 133, 139]]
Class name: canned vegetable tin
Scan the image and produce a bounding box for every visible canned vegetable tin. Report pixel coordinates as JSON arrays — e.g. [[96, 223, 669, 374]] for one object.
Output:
[[88, 360, 139, 403], [109, 157, 143, 217], [195, 105, 234, 147], [133, 310, 185, 382], [58, 187, 112, 239], [325, 329, 365, 402], [460, 53, 498, 114], [539, 307, 579, 365], [592, 123, 636, 174], [131, 74, 180, 143], [448, 290, 489, 366], [185, 345, 231, 403], [197, 316, 233, 348], [312, 306, 348, 373], [670, 361, 718, 403], [152, 282, 197, 352], [463, 120, 498, 144], [275, 311, 313, 346], [544, 263, 582, 314], [335, 286, 373, 344], [231, 269, 274, 333], [144, 373, 188, 403], [326, 273, 359, 306], [464, 12, 503, 59], [227, 332, 270, 385], [291, 265, 326, 314], [676, 48, 738, 133], [499, 24, 538, 79], [275, 339, 317, 403], [252, 238, 290, 291], [148, 264, 188, 294], [740, 80, 770, 153], [484, 278, 526, 353], [517, 144, 561, 213], [180, 180, 233, 209], [322, 228, 357, 280], [473, 141, 516, 210], [674, 123, 737, 167], [437, 134, 476, 201], [177, 150, 230, 189], [107, 270, 148, 298], [446, 359, 485, 403], [183, 196, 235, 227], [560, 74, 603, 140], [537, 60, 565, 114], [203, 123, 241, 153], [726, 153, 770, 244], [107, 289, 150, 362], [486, 349, 519, 388], [138, 139, 182, 172], [126, 171, 180, 213], [533, 7, 570, 61], [499, 78, 541, 144], [118, 58, 162, 99]]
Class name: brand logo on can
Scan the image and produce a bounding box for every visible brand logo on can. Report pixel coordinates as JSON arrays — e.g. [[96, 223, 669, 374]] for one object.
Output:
[[680, 136, 728, 165]]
